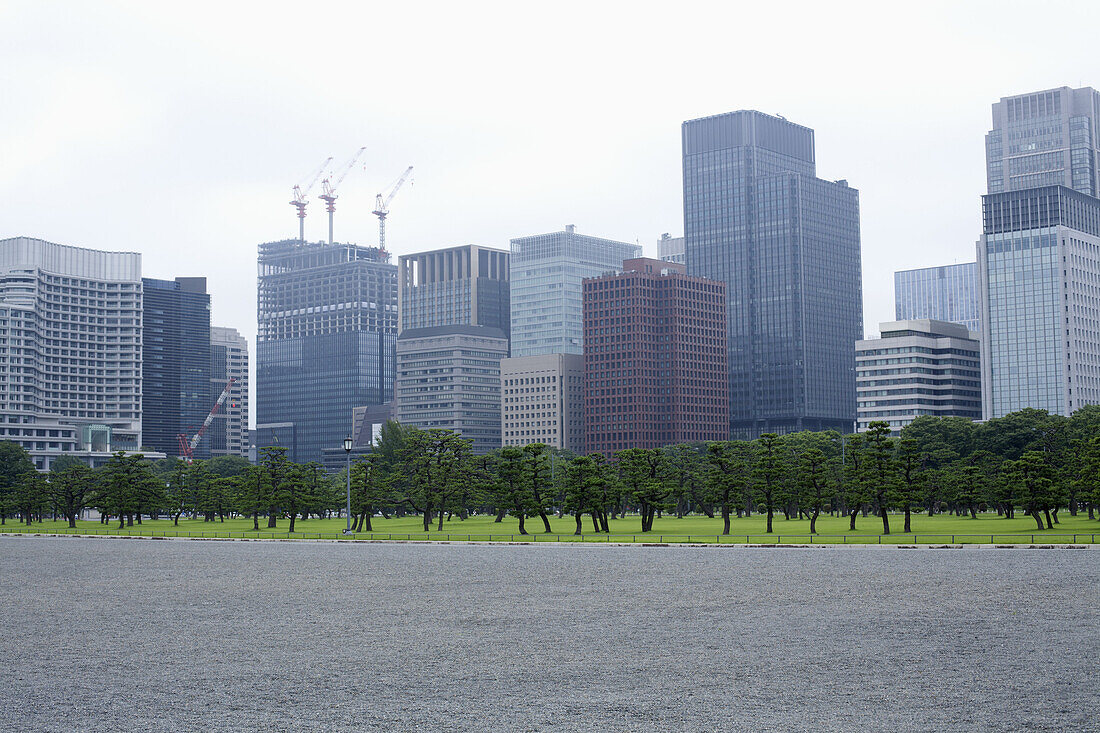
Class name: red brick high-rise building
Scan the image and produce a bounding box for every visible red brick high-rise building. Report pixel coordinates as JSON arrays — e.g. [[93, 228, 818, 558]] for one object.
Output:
[[583, 258, 728, 454]]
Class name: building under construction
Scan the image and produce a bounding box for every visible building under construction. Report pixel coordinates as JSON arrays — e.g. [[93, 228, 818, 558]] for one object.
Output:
[[256, 239, 397, 463]]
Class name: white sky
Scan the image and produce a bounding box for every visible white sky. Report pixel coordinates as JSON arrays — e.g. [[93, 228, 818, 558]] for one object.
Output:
[[3, 0, 1098, 427]]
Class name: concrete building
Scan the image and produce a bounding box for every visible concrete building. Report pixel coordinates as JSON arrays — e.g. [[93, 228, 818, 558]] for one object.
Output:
[[986, 86, 1100, 197], [509, 226, 641, 357], [895, 262, 980, 333], [501, 353, 584, 451], [856, 320, 982, 432], [256, 239, 397, 463], [394, 325, 509, 454], [210, 326, 249, 458], [978, 186, 1100, 418], [683, 110, 863, 438], [0, 237, 162, 469], [583, 258, 728, 454], [141, 276, 211, 459], [398, 245, 509, 334], [657, 233, 685, 265], [351, 401, 392, 448]]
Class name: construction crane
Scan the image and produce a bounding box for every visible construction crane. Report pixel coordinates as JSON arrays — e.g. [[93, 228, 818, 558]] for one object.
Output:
[[371, 166, 414, 252], [175, 377, 237, 463], [289, 156, 333, 241], [318, 146, 366, 244]]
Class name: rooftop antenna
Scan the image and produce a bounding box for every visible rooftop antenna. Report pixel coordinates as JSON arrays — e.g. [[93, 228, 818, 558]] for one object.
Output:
[[318, 146, 366, 244], [289, 156, 332, 242]]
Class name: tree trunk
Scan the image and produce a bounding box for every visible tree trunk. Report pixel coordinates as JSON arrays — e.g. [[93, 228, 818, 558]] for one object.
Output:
[[494, 507, 506, 522], [288, 513, 296, 533], [1030, 510, 1044, 530], [574, 513, 582, 536], [903, 507, 911, 534], [267, 511, 277, 528], [810, 510, 819, 535], [538, 511, 552, 534], [722, 505, 730, 535], [518, 514, 527, 535], [766, 508, 773, 534], [849, 508, 858, 530], [1043, 508, 1053, 529], [880, 506, 890, 535], [363, 512, 373, 532], [118, 515, 125, 529], [422, 510, 430, 532], [252, 512, 259, 531], [68, 514, 77, 529], [591, 513, 600, 532]]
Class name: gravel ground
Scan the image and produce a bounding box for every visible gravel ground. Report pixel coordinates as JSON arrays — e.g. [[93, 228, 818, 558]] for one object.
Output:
[[0, 537, 1097, 732]]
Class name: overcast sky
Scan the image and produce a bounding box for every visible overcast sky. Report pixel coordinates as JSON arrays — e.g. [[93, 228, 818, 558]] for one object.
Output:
[[3, 0, 1098, 425]]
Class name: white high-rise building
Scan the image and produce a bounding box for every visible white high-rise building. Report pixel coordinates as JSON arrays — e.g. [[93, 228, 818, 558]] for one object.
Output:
[[210, 326, 249, 458], [0, 237, 158, 469]]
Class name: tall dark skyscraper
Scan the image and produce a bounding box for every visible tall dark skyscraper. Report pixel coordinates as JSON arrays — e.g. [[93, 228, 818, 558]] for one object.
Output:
[[682, 110, 862, 438], [256, 240, 397, 463], [141, 276, 211, 458]]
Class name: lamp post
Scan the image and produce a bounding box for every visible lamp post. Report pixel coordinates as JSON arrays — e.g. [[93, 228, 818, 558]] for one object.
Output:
[[343, 436, 353, 534]]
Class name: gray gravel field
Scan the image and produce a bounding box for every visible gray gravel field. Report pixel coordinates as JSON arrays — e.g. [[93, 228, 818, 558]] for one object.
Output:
[[0, 537, 1097, 732]]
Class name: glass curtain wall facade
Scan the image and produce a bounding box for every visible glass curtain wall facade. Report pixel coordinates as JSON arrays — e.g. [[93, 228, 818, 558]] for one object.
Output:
[[510, 226, 641, 357], [894, 263, 980, 332], [978, 186, 1100, 418], [0, 237, 146, 469], [141, 277, 211, 459], [683, 110, 862, 438], [986, 87, 1100, 196], [397, 245, 509, 333], [256, 240, 397, 463]]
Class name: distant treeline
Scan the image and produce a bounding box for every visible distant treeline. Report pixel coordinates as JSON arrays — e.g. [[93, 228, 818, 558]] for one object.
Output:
[[2, 406, 1099, 534]]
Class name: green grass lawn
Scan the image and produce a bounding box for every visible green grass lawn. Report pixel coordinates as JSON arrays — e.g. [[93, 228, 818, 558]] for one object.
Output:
[[2, 510, 1099, 543]]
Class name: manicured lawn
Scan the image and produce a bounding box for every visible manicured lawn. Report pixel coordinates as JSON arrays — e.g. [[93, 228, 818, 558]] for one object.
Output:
[[2, 511, 1098, 543]]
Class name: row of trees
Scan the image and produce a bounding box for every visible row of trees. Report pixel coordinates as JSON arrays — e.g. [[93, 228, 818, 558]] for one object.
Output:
[[2, 407, 1099, 535]]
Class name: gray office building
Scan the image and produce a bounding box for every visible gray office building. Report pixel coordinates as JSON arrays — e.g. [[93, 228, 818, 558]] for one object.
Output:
[[395, 245, 511, 451], [856, 320, 982, 432], [683, 110, 863, 438], [986, 86, 1100, 197], [210, 326, 249, 458], [0, 237, 159, 470], [256, 240, 397, 463], [894, 262, 980, 333], [658, 233, 685, 265], [509, 225, 640, 357]]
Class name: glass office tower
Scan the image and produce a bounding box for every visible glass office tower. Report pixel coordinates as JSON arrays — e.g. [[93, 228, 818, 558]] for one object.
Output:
[[894, 262, 979, 332], [141, 277, 212, 459], [509, 225, 640, 357], [256, 240, 397, 463], [682, 110, 863, 438], [978, 186, 1100, 418]]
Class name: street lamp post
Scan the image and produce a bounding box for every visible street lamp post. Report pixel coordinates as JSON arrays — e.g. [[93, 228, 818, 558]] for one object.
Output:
[[343, 436, 353, 534]]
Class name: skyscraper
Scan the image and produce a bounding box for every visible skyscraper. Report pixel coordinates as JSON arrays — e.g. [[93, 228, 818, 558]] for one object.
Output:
[[986, 86, 1100, 196], [894, 262, 980, 332], [979, 86, 1100, 420], [210, 326, 249, 458], [978, 186, 1100, 418], [509, 225, 640, 357], [256, 240, 396, 463], [501, 353, 585, 451], [583, 258, 728, 454], [683, 110, 863, 438], [395, 244, 511, 452], [0, 237, 150, 469], [657, 233, 685, 265], [141, 276, 211, 459]]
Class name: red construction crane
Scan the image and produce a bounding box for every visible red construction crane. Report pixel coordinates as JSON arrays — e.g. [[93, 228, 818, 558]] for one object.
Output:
[[176, 377, 237, 463], [289, 156, 332, 242], [318, 146, 366, 244], [371, 165, 413, 253]]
